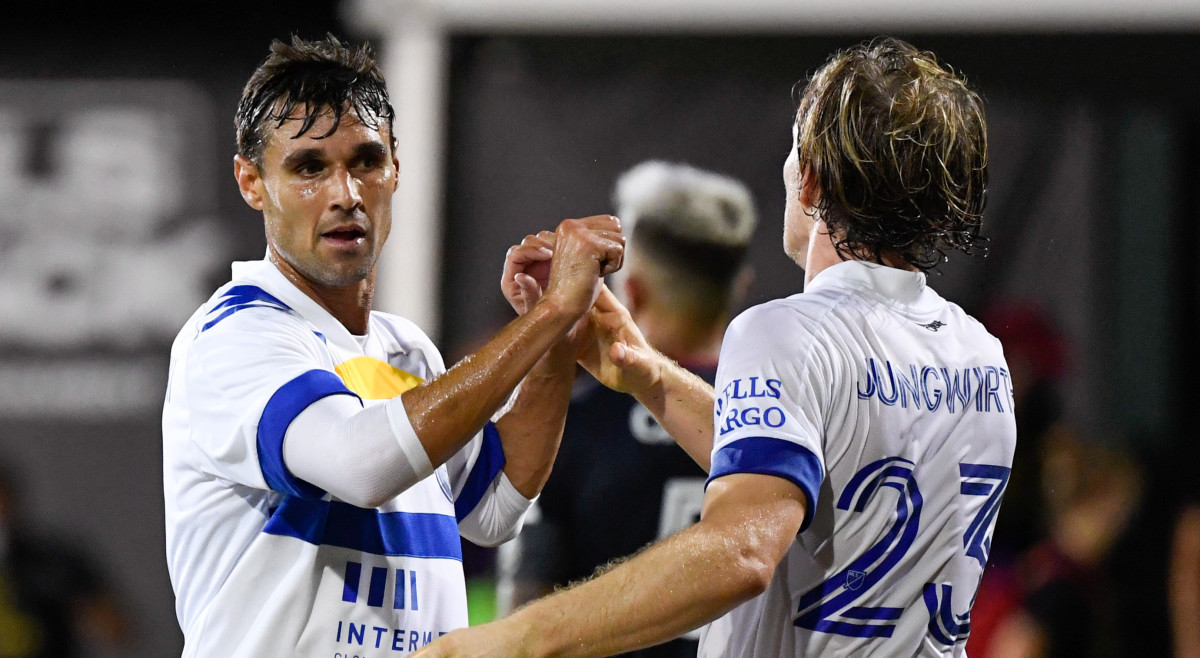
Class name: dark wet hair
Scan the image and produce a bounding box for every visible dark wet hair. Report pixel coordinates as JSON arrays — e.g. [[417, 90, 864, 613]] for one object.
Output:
[[235, 33, 395, 164], [794, 36, 988, 270]]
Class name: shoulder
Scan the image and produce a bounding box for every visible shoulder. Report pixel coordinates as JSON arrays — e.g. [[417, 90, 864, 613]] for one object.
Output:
[[185, 281, 302, 336], [719, 293, 866, 392], [199, 283, 295, 331], [202, 286, 311, 339], [186, 282, 326, 365], [726, 293, 846, 347], [944, 300, 1007, 354]]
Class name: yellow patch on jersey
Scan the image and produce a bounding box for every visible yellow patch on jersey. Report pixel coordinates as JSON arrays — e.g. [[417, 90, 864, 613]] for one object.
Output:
[[334, 357, 424, 399]]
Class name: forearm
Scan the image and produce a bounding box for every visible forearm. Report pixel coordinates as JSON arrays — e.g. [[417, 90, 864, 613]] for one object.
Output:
[[403, 300, 577, 467], [508, 475, 804, 657], [634, 356, 716, 472], [413, 475, 806, 658], [496, 340, 577, 498], [510, 515, 772, 657], [504, 579, 555, 615]]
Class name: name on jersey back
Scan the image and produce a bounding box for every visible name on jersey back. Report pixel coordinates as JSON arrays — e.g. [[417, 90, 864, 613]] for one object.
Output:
[[857, 357, 1014, 414]]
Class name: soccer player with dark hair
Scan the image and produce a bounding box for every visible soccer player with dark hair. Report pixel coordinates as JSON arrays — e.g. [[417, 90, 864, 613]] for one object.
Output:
[[162, 35, 623, 656], [418, 36, 1013, 658]]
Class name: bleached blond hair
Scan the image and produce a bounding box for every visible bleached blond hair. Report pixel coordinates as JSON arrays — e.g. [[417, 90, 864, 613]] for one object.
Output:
[[614, 161, 757, 250], [611, 161, 758, 318]]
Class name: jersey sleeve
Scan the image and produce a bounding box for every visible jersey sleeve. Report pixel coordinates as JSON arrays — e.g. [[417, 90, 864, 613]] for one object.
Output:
[[184, 306, 360, 496], [445, 422, 535, 546], [708, 302, 828, 531]]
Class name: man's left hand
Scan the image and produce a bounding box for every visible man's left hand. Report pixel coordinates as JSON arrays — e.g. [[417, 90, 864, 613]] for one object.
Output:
[[501, 231, 555, 316]]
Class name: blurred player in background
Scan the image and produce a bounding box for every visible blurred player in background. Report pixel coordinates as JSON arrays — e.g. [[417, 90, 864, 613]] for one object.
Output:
[[0, 461, 131, 658], [418, 35, 1014, 657], [162, 34, 623, 656], [497, 160, 758, 657]]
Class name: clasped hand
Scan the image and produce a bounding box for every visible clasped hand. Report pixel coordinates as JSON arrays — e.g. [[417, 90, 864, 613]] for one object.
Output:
[[502, 215, 624, 319], [501, 217, 660, 396]]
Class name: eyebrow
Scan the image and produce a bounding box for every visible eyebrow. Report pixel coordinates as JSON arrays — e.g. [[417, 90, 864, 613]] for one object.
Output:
[[354, 142, 388, 160], [279, 141, 388, 170], [281, 148, 324, 171]]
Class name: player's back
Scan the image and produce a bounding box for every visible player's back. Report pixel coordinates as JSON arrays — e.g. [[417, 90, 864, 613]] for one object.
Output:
[[701, 260, 1017, 657]]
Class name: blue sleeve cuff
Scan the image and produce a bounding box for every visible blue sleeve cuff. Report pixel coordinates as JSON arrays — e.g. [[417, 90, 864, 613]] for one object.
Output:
[[454, 422, 506, 521], [258, 369, 361, 499], [707, 437, 824, 532]]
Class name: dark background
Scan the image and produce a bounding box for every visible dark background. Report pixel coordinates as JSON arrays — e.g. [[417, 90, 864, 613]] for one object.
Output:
[[1, 2, 1197, 655]]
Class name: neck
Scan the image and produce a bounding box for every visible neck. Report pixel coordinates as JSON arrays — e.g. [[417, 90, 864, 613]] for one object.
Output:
[[637, 308, 724, 368], [803, 221, 916, 286], [269, 248, 374, 335]]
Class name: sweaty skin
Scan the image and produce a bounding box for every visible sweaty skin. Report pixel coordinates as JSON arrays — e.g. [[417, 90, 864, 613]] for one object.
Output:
[[409, 141, 860, 658], [234, 106, 626, 498]]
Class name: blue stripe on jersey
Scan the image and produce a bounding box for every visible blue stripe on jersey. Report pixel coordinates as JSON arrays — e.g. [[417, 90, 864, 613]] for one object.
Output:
[[343, 562, 363, 602], [258, 369, 361, 499], [707, 437, 824, 532], [367, 566, 388, 607], [264, 497, 463, 561], [201, 285, 292, 332], [454, 422, 506, 521]]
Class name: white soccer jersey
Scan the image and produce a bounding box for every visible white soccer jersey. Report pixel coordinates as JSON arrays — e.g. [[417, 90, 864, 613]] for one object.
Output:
[[699, 260, 1016, 657], [163, 259, 519, 658]]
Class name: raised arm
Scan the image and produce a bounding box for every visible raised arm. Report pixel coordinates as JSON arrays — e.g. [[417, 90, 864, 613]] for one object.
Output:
[[489, 327, 578, 498], [403, 215, 622, 469], [502, 232, 716, 471], [283, 216, 622, 509]]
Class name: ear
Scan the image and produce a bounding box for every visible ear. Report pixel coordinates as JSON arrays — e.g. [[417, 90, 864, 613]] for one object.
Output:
[[731, 264, 756, 309], [798, 164, 820, 212], [624, 274, 646, 317], [233, 154, 265, 211], [386, 127, 401, 193]]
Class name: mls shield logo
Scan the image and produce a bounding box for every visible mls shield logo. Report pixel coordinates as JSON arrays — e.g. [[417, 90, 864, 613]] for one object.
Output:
[[846, 570, 866, 591]]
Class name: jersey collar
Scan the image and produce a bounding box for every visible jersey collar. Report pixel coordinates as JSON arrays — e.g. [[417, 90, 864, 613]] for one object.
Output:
[[229, 258, 371, 355], [805, 259, 930, 306]]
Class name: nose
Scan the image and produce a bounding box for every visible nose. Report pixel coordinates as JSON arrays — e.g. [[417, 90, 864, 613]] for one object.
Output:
[[329, 166, 364, 213]]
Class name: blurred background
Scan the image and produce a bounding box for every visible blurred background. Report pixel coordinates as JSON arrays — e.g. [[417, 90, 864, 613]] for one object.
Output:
[[2, 0, 1200, 655]]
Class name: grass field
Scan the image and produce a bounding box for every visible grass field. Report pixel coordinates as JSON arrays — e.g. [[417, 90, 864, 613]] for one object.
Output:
[[466, 576, 497, 625]]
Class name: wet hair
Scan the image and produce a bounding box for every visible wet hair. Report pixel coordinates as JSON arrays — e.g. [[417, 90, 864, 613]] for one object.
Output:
[[614, 161, 758, 316], [794, 36, 988, 270], [235, 33, 395, 165]]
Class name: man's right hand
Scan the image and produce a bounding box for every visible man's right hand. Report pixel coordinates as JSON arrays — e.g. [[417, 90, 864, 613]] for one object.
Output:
[[577, 286, 662, 396], [580, 285, 716, 471]]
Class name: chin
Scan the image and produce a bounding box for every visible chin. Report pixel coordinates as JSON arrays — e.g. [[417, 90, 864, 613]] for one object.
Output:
[[305, 261, 374, 288], [783, 237, 807, 268]]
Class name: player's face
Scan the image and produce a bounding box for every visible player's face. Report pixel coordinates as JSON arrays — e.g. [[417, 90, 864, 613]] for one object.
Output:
[[253, 108, 398, 288], [782, 123, 813, 266]]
